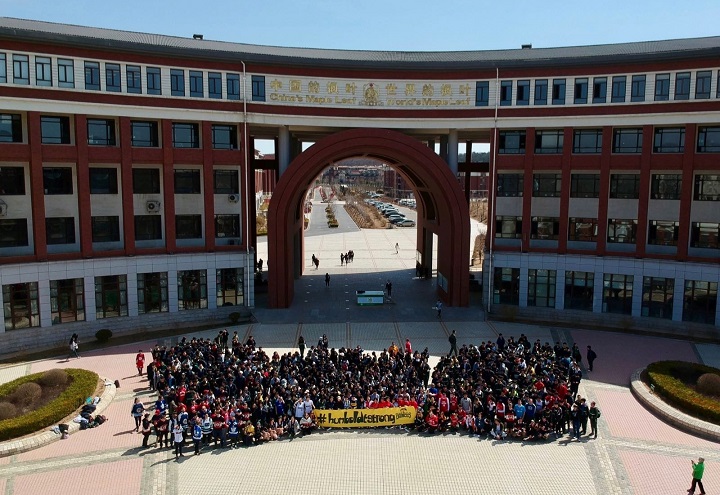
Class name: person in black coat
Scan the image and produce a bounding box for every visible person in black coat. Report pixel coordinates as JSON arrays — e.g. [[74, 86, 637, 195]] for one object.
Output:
[[586, 345, 597, 371]]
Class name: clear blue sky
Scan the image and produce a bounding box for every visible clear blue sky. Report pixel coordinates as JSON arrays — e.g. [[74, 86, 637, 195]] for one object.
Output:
[[2, 0, 719, 51]]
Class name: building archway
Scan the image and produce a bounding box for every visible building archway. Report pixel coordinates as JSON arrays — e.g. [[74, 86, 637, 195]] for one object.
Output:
[[267, 128, 470, 309]]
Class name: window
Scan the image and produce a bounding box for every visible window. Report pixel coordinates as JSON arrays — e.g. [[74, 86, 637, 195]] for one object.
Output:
[[208, 72, 222, 99], [227, 73, 240, 100], [89, 168, 118, 194], [45, 217, 75, 245], [648, 220, 680, 246], [0, 53, 5, 83], [531, 217, 560, 240], [613, 128, 643, 153], [570, 174, 600, 198], [215, 214, 240, 238], [527, 269, 556, 308], [57, 58, 74, 88], [216, 268, 245, 306], [475, 81, 490, 106], [0, 167, 25, 194], [146, 67, 161, 95], [3, 282, 40, 330], [50, 278, 84, 324], [174, 169, 201, 194], [87, 118, 116, 146], [178, 270, 207, 310], [0, 219, 28, 247], [674, 72, 690, 100], [532, 174, 562, 197], [170, 69, 185, 96], [214, 169, 239, 194], [496, 174, 523, 197], [609, 174, 640, 199], [94, 275, 128, 319], [43, 167, 73, 195], [691, 222, 720, 249], [552, 78, 565, 105], [500, 80, 512, 106], [132, 168, 160, 194], [0, 113, 22, 143], [653, 127, 685, 153], [493, 267, 519, 305], [176, 215, 202, 239], [574, 78, 588, 104], [498, 130, 526, 154], [642, 277, 674, 319], [568, 218, 598, 242], [172, 122, 199, 148], [84, 61, 100, 90], [592, 77, 607, 103], [35, 56, 52, 86], [516, 80, 530, 105], [651, 174, 681, 200], [211, 124, 238, 149], [105, 63, 121, 92], [695, 71, 711, 99], [189, 70, 203, 97], [495, 216, 522, 239], [654, 73, 670, 101], [12, 54, 29, 85], [683, 281, 718, 324], [126, 65, 141, 94], [697, 126, 720, 153], [564, 271, 594, 311], [611, 76, 626, 103], [573, 129, 602, 153], [535, 129, 564, 154], [631, 75, 646, 102], [603, 274, 633, 315], [134, 215, 162, 241], [607, 219, 637, 244], [40, 116, 71, 144], [131, 121, 159, 147], [694, 175, 720, 201], [91, 216, 120, 242], [251, 75, 265, 101], [534, 79, 548, 105], [137, 272, 169, 313]]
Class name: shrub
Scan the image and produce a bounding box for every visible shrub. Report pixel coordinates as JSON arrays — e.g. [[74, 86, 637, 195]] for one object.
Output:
[[0, 402, 17, 421], [95, 328, 113, 342], [38, 369, 69, 388], [9, 382, 42, 407], [646, 361, 720, 425], [697, 373, 720, 397]]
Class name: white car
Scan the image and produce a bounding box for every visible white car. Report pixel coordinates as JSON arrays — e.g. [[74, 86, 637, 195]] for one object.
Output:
[[396, 219, 416, 227]]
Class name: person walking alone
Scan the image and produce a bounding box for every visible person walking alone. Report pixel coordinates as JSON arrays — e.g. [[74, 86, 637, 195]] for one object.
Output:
[[588, 401, 601, 439], [436, 300, 443, 319], [298, 335, 306, 358], [385, 280, 392, 298], [587, 345, 597, 371], [395, 242, 399, 254], [68, 334, 79, 360], [688, 457, 706, 494], [448, 330, 457, 356], [325, 273, 330, 287]]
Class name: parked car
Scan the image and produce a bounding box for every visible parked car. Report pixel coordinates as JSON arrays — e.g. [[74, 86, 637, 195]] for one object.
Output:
[[396, 219, 416, 227], [388, 215, 406, 224]]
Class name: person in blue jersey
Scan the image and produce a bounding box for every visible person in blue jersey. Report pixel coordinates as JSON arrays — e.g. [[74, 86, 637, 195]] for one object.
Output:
[[192, 419, 203, 455]]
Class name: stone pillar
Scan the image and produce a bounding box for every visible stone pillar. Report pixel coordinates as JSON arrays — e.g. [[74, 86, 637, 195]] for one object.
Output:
[[447, 129, 458, 175], [278, 126, 291, 177]]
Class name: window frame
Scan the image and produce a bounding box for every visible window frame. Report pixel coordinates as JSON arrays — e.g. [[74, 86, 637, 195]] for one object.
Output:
[[568, 217, 598, 242], [91, 216, 120, 243], [532, 174, 562, 198], [214, 214, 240, 238], [174, 169, 201, 194], [612, 128, 643, 154], [172, 122, 200, 148], [641, 276, 674, 319], [105, 63, 121, 92], [40, 115, 71, 145], [126, 65, 142, 94], [475, 81, 490, 106], [89, 167, 118, 194], [57, 58, 74, 88], [674, 72, 690, 100], [132, 168, 161, 194], [570, 174, 600, 198], [534, 129, 564, 154], [178, 270, 208, 310], [176, 214, 203, 239], [690, 222, 720, 249], [564, 271, 594, 311], [0, 113, 23, 143], [695, 70, 711, 99], [609, 174, 640, 199], [130, 120, 159, 148], [499, 80, 512, 106], [682, 280, 718, 324], [493, 267, 520, 305], [42, 167, 74, 195], [170, 69, 185, 96], [631, 75, 646, 102], [94, 275, 128, 319], [592, 77, 607, 103], [189, 70, 203, 98], [146, 67, 161, 95], [216, 268, 245, 307], [650, 174, 682, 200], [573, 77, 588, 104], [530, 216, 560, 240], [495, 216, 522, 239], [35, 56, 52, 87], [227, 73, 240, 101], [496, 174, 523, 197], [607, 218, 637, 244], [137, 272, 169, 314], [208, 72, 222, 99], [602, 274, 634, 315], [498, 130, 526, 154], [551, 78, 566, 105], [49, 278, 85, 325], [87, 118, 116, 146], [527, 268, 556, 308], [134, 214, 163, 241], [0, 166, 25, 194], [3, 282, 40, 330], [516, 80, 530, 105], [213, 169, 239, 194], [0, 218, 29, 248], [647, 220, 680, 246], [653, 127, 685, 153], [211, 124, 238, 150], [697, 126, 720, 153], [45, 217, 76, 245], [572, 128, 603, 154], [611, 75, 626, 103], [654, 73, 670, 101], [12, 54, 29, 85], [251, 75, 265, 101], [534, 79, 548, 105], [84, 61, 100, 91], [694, 175, 720, 201]]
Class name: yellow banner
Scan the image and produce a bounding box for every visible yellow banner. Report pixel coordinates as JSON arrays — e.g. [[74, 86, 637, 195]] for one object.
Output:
[[314, 407, 416, 428]]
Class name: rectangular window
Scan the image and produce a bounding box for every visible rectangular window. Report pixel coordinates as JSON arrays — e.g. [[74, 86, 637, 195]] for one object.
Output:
[[697, 126, 720, 153], [691, 222, 720, 249], [132, 168, 161, 194], [176, 214, 202, 239], [0, 167, 25, 194], [611, 75, 626, 103], [170, 69, 185, 96], [137, 272, 169, 314], [35, 56, 52, 86], [532, 174, 562, 197], [84, 61, 100, 90], [91, 216, 120, 243], [178, 270, 208, 310], [493, 267, 520, 305], [552, 78, 566, 105], [574, 77, 588, 104], [564, 271, 594, 311], [607, 219, 637, 244], [527, 269, 556, 308], [648, 220, 680, 246], [695, 70, 711, 99], [651, 174, 682, 200], [0, 53, 5, 83], [674, 72, 690, 100], [531, 216, 560, 240], [135, 215, 163, 241], [189, 70, 203, 97], [500, 80, 512, 106], [214, 169, 239, 194], [45, 217, 75, 245], [534, 79, 548, 105], [475, 81, 490, 106], [251, 75, 265, 101], [89, 168, 118, 194], [495, 216, 522, 239], [94, 275, 128, 319], [498, 130, 526, 154], [174, 169, 201, 194], [568, 217, 598, 242], [3, 282, 40, 330], [227, 73, 240, 100], [215, 214, 240, 238], [535, 129, 564, 154], [609, 174, 640, 199], [126, 65, 141, 94], [653, 127, 685, 153], [217, 268, 245, 307], [43, 167, 73, 195], [87, 118, 116, 146], [516, 80, 530, 105], [131, 120, 159, 147], [683, 281, 718, 324], [0, 219, 29, 247], [642, 277, 674, 319], [654, 73, 670, 101], [40, 116, 71, 144], [613, 128, 643, 153], [146, 67, 161, 95], [631, 75, 646, 102], [592, 77, 607, 103], [105, 63, 121, 92], [12, 54, 29, 85], [50, 278, 84, 324], [603, 274, 633, 315], [211, 124, 238, 149], [496, 174, 523, 197], [694, 175, 720, 201], [208, 72, 222, 99], [172, 122, 199, 148], [573, 128, 602, 154], [0, 113, 22, 143], [57, 58, 74, 88], [570, 174, 600, 198]]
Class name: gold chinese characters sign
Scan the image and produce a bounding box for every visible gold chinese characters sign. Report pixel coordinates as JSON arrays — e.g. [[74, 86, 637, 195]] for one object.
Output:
[[314, 407, 417, 428], [266, 76, 475, 108]]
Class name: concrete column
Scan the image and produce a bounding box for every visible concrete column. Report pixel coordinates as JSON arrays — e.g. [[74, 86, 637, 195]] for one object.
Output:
[[278, 126, 291, 177], [593, 272, 604, 313], [555, 270, 565, 310], [84, 276, 96, 322], [447, 129, 458, 175], [672, 278, 684, 321]]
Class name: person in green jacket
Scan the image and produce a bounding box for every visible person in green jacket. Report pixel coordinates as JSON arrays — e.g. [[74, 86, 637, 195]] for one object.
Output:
[[588, 401, 601, 439], [688, 457, 706, 495]]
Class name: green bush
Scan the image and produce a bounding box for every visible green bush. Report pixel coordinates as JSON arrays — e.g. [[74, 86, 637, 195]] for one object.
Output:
[[38, 369, 69, 388], [697, 373, 720, 397], [0, 368, 99, 441], [646, 361, 720, 425], [95, 329, 113, 342]]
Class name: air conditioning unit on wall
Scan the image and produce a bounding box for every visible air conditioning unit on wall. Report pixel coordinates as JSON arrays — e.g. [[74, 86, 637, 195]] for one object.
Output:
[[146, 200, 161, 213], [228, 194, 240, 203]]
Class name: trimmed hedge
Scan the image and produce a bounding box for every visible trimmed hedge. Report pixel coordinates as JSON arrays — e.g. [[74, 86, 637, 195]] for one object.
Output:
[[646, 360, 720, 426], [0, 368, 99, 441]]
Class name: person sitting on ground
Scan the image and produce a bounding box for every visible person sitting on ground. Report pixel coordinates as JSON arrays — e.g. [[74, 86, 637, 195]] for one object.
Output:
[[299, 412, 317, 435]]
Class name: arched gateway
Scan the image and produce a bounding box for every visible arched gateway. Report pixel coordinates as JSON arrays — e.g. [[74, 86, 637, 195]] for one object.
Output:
[[267, 128, 470, 309]]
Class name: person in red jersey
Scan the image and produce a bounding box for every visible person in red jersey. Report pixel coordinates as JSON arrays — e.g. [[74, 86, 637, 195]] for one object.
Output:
[[135, 350, 145, 376]]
